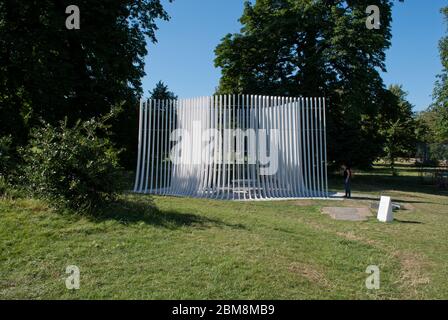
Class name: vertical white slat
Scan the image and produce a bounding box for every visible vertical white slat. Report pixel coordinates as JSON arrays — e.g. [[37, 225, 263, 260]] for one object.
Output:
[[199, 97, 206, 197], [171, 99, 179, 196], [306, 97, 312, 197], [236, 95, 241, 200], [256, 96, 263, 199], [189, 97, 197, 197], [189, 97, 196, 197], [250, 95, 257, 200], [176, 98, 183, 196], [184, 98, 191, 197], [272, 96, 280, 198], [134, 100, 143, 192], [227, 95, 232, 200], [180, 98, 188, 197], [300, 97, 308, 197], [149, 100, 156, 194], [247, 95, 254, 200], [154, 100, 160, 194], [261, 96, 270, 199], [281, 96, 289, 197], [280, 96, 287, 198], [139, 100, 148, 192], [318, 97, 323, 197], [217, 94, 223, 200], [231, 95, 235, 200], [264, 97, 276, 198], [167, 99, 173, 195], [281, 97, 288, 197], [315, 97, 320, 197], [241, 95, 247, 200], [206, 96, 214, 197], [298, 97, 304, 197], [277, 96, 284, 198], [291, 97, 299, 197], [221, 94, 226, 200], [215, 95, 222, 199], [263, 96, 271, 199], [160, 100, 165, 195], [323, 98, 328, 197], [314, 97, 321, 197], [199, 96, 208, 198], [212, 95, 221, 199], [285, 97, 293, 197], [162, 100, 168, 195], [311, 98, 316, 197], [144, 100, 152, 193], [193, 97, 200, 197], [252, 95, 259, 200], [255, 96, 262, 199]]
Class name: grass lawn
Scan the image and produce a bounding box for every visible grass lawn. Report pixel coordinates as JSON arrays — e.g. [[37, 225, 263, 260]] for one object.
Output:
[[1, 165, 447, 299]]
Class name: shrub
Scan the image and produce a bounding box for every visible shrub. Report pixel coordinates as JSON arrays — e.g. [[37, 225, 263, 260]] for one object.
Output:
[[21, 112, 124, 213]]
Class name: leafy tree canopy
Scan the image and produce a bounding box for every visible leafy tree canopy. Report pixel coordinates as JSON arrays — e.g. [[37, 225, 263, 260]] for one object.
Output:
[[214, 0, 400, 167], [0, 0, 171, 167], [431, 6, 448, 143]]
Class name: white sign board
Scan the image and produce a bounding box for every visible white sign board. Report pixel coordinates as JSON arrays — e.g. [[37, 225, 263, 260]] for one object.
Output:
[[377, 196, 394, 223]]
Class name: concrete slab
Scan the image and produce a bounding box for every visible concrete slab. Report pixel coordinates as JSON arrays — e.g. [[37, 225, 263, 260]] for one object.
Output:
[[322, 207, 372, 221]]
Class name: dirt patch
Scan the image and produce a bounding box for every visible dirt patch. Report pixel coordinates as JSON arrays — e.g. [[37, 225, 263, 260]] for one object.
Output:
[[393, 251, 431, 298], [292, 200, 316, 207], [288, 262, 330, 288]]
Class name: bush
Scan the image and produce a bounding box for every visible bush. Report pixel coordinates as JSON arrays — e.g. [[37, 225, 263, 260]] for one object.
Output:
[[20, 113, 124, 213]]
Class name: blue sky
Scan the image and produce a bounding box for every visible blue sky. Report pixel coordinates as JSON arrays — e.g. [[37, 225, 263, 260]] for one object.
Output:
[[142, 0, 447, 111]]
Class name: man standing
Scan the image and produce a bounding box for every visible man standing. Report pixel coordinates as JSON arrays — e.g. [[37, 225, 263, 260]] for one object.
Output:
[[343, 165, 352, 199]]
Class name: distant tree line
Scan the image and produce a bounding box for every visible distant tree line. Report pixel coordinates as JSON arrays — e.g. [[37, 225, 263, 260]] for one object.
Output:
[[1, 0, 447, 176], [415, 6, 448, 164], [214, 0, 444, 169]]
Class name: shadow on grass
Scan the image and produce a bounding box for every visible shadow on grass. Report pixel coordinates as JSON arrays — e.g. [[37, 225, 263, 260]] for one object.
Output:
[[92, 197, 247, 231], [395, 219, 424, 225]]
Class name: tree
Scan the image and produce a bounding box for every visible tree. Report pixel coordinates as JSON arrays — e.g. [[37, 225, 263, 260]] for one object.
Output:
[[431, 6, 448, 143], [379, 85, 416, 175], [0, 1, 171, 167], [214, 0, 399, 167], [149, 81, 178, 100]]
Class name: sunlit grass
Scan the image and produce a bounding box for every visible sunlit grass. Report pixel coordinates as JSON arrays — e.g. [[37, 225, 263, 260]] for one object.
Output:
[[0, 165, 447, 299]]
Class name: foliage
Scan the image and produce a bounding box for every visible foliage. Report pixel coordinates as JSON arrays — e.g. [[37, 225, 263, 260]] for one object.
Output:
[[378, 85, 416, 175], [149, 81, 178, 100], [20, 108, 124, 213], [430, 6, 448, 143], [0, 135, 17, 196], [0, 135, 13, 177], [0, 1, 171, 167], [214, 0, 402, 167]]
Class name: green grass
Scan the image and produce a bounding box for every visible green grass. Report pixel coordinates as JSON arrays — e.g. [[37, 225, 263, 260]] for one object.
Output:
[[1, 165, 447, 299]]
